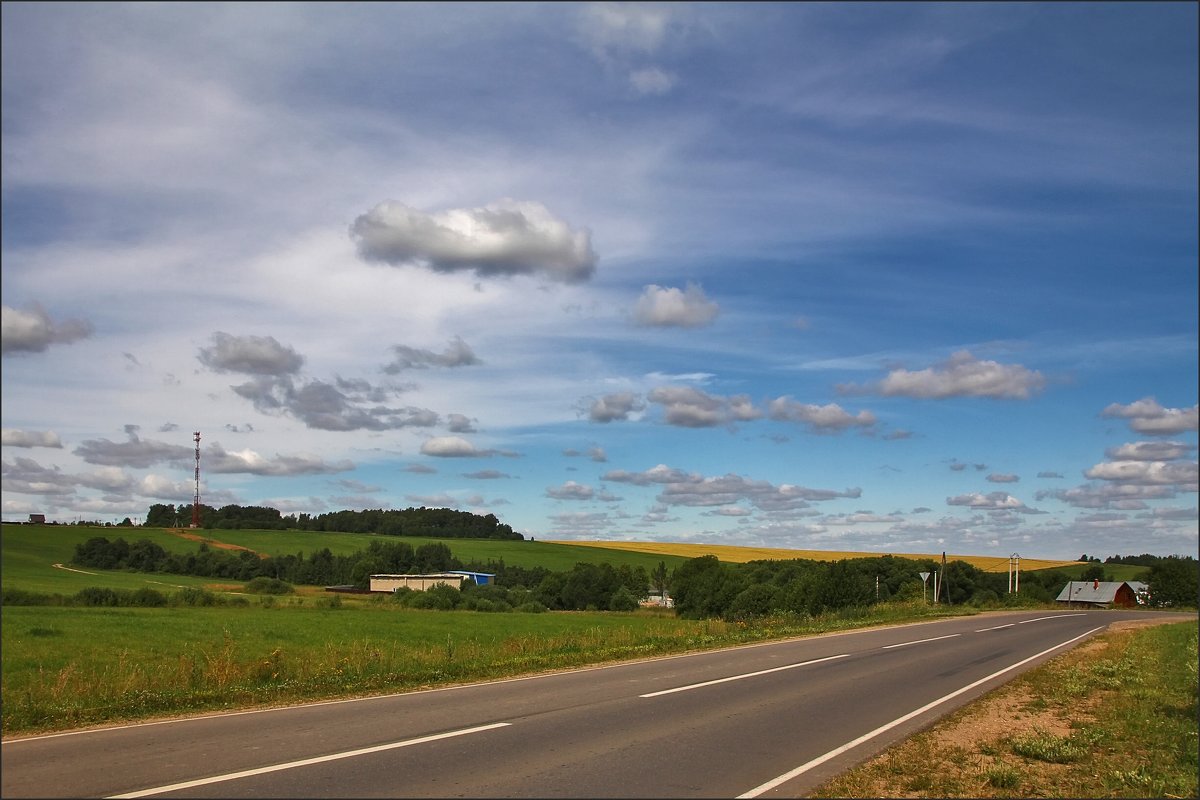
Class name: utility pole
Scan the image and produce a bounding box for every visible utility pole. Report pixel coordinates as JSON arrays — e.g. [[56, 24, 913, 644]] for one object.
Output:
[[1008, 553, 1021, 594], [939, 551, 947, 604], [191, 431, 201, 529]]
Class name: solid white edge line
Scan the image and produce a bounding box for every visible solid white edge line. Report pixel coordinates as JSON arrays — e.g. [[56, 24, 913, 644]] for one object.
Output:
[[640, 654, 850, 698], [106, 722, 511, 799], [881, 633, 960, 649], [1018, 613, 1087, 624], [736, 625, 1105, 799]]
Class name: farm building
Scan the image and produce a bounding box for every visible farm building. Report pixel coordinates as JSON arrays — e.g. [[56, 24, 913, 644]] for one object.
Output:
[[28, 514, 45, 524], [368, 571, 495, 593], [1055, 580, 1148, 608]]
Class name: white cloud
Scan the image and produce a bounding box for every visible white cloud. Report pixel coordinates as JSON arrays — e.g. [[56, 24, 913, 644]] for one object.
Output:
[[383, 336, 481, 373], [1, 304, 93, 356], [1083, 460, 1198, 487], [986, 473, 1020, 483], [1101, 398, 1199, 435], [648, 386, 759, 428], [545, 481, 595, 501], [197, 332, 304, 376], [1105, 441, 1195, 461], [632, 283, 719, 327], [350, 199, 596, 283], [418, 436, 509, 458], [947, 491, 1033, 511], [586, 391, 645, 423], [767, 397, 876, 433], [844, 350, 1045, 400], [2, 429, 63, 448]]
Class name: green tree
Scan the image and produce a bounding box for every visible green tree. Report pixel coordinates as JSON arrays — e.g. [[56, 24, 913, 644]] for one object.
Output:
[[1148, 558, 1199, 608], [650, 560, 669, 598]]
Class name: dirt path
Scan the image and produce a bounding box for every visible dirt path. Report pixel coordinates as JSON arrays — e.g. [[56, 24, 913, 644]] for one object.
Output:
[[167, 529, 266, 558]]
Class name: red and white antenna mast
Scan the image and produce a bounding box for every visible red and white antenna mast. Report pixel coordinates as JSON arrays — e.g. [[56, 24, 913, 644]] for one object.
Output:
[[191, 431, 201, 529]]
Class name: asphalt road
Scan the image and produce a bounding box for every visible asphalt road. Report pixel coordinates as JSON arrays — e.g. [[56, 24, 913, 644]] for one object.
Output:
[[1, 609, 1174, 799]]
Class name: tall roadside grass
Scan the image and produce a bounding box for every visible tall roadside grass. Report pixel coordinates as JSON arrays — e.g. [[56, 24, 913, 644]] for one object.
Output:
[[811, 619, 1198, 799], [2, 599, 969, 735]]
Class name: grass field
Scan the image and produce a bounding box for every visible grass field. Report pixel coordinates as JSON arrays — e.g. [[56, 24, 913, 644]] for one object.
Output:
[[0, 525, 694, 595], [1, 599, 975, 735], [2, 523, 1134, 599]]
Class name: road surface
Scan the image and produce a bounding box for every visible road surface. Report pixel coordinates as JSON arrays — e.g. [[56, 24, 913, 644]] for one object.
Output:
[[1, 609, 1174, 798]]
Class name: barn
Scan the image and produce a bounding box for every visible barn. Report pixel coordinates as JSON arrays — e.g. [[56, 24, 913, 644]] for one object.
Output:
[[368, 571, 496, 593], [369, 573, 468, 593], [1055, 580, 1147, 608]]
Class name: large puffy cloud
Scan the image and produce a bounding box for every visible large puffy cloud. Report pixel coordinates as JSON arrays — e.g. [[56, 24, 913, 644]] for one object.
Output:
[[841, 350, 1045, 400], [632, 283, 719, 327], [767, 397, 876, 433], [2, 429, 63, 448], [197, 332, 304, 376], [350, 199, 596, 283], [1101, 397, 1199, 435], [1, 304, 93, 356]]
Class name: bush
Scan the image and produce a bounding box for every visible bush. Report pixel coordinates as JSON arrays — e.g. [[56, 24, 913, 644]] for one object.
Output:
[[129, 587, 167, 607], [244, 577, 295, 595], [2, 587, 59, 606], [514, 601, 548, 613], [172, 587, 220, 607], [74, 587, 120, 606], [608, 586, 640, 612]]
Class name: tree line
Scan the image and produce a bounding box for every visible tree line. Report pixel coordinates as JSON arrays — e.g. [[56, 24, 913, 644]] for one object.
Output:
[[70, 537, 649, 612], [668, 554, 1196, 619], [68, 537, 1198, 618], [144, 504, 523, 540]]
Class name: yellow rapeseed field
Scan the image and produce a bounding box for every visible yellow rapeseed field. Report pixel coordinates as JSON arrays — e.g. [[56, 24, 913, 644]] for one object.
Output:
[[546, 540, 1081, 573]]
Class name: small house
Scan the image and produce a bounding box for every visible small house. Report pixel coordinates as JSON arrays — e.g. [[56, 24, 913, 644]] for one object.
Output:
[[28, 514, 45, 524], [1055, 580, 1144, 608]]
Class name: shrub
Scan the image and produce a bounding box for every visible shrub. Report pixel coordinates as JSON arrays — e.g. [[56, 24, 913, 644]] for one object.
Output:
[[514, 601, 548, 613], [74, 587, 120, 607], [609, 586, 640, 612], [244, 577, 295, 595], [129, 587, 167, 607], [172, 587, 220, 607]]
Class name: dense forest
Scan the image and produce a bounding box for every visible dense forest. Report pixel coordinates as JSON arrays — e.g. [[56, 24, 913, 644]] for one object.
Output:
[[144, 503, 522, 540]]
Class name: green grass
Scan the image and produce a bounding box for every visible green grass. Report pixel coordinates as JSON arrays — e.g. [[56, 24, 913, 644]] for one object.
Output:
[[0, 524, 691, 595], [1, 600, 975, 736]]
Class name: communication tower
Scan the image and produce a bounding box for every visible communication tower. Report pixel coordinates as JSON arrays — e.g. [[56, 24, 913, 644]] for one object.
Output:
[[191, 431, 201, 528]]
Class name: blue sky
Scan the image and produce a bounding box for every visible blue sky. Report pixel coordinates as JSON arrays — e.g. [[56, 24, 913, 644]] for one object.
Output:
[[2, 3, 1196, 560]]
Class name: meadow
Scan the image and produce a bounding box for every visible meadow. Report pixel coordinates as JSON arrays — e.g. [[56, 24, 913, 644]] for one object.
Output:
[[0, 522, 1136, 736], [0, 524, 691, 595]]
